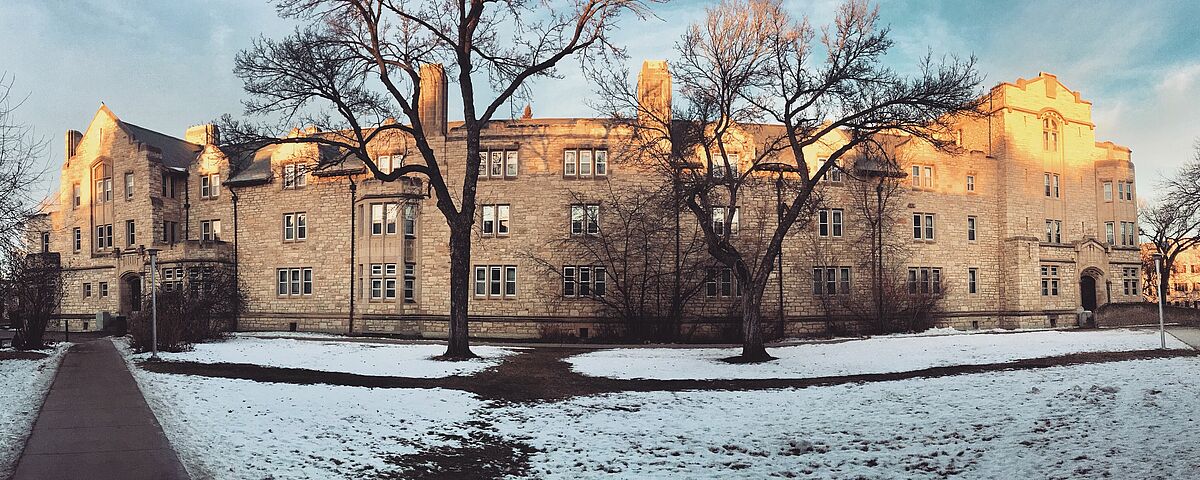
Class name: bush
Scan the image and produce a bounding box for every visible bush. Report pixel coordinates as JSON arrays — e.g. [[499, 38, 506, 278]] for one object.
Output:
[[5, 252, 63, 350], [128, 265, 242, 353]]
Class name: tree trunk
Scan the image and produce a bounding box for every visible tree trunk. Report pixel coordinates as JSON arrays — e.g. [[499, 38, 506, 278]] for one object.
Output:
[[444, 220, 475, 358], [738, 281, 772, 362]]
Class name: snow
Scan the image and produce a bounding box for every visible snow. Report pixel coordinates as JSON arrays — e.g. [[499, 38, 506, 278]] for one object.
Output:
[[0, 344, 68, 477], [126, 336, 520, 378], [131, 369, 482, 479], [568, 329, 1191, 380], [497, 357, 1200, 479]]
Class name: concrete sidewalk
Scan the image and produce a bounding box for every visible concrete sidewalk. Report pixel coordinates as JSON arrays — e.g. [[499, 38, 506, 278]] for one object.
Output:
[[1168, 327, 1200, 350], [12, 340, 189, 480]]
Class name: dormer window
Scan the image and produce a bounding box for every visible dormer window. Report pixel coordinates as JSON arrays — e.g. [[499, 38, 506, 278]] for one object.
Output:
[[378, 154, 405, 176], [710, 152, 739, 179], [283, 164, 308, 189], [1042, 116, 1060, 152]]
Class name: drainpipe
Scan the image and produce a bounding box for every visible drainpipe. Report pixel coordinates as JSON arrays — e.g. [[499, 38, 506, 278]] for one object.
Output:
[[349, 178, 357, 335], [230, 187, 240, 331]]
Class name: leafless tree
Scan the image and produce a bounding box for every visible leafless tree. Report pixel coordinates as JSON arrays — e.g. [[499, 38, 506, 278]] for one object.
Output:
[[1142, 144, 1200, 300], [129, 263, 244, 353], [222, 0, 653, 358], [594, 0, 981, 361], [524, 181, 711, 341], [4, 249, 63, 350], [0, 74, 47, 250]]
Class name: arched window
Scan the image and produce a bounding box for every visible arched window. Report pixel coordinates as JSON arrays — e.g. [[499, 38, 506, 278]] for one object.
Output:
[[92, 162, 113, 203], [1042, 116, 1060, 152]]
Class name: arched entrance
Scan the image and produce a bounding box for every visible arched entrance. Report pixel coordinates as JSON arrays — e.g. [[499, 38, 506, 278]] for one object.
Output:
[[1080, 275, 1098, 312], [119, 273, 142, 317]]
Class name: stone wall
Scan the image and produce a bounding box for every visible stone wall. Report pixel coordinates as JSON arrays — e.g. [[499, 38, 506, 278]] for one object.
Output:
[[1095, 302, 1200, 328]]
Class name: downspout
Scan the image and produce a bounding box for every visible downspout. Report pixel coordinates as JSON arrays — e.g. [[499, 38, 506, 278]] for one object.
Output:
[[183, 172, 191, 241], [349, 178, 357, 335]]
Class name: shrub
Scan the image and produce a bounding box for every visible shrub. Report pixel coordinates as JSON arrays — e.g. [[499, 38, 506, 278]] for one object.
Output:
[[128, 264, 242, 353]]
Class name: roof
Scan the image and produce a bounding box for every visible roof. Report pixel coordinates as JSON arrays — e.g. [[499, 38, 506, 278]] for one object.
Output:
[[118, 121, 203, 170], [224, 143, 363, 187]]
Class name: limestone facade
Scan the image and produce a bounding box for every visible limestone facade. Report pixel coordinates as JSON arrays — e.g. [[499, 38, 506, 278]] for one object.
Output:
[[37, 66, 1139, 338]]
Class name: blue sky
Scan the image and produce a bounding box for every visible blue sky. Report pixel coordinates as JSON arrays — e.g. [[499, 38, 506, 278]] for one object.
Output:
[[1, 0, 1197, 201]]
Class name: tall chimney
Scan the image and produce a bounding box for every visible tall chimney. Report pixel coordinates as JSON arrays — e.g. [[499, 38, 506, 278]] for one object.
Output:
[[418, 63, 448, 137], [185, 124, 220, 145], [64, 130, 82, 160], [637, 60, 672, 124]]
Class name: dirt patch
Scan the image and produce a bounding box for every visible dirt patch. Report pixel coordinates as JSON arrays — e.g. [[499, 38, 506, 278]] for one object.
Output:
[[139, 347, 1200, 403], [374, 420, 538, 480], [0, 351, 49, 361]]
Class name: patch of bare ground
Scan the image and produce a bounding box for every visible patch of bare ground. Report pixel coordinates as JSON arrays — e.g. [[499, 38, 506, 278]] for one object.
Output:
[[372, 420, 538, 480], [0, 351, 48, 361], [138, 347, 1200, 403]]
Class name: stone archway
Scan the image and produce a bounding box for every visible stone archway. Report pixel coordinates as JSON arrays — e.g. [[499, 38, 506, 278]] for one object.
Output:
[[119, 273, 142, 317], [1079, 267, 1106, 313]]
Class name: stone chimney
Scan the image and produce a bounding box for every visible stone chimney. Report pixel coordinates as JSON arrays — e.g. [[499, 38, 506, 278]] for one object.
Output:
[[637, 60, 671, 124], [64, 130, 82, 160], [418, 63, 448, 137], [185, 124, 220, 145]]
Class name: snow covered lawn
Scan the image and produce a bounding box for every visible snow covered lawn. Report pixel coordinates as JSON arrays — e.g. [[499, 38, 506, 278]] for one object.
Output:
[[128, 336, 519, 378], [499, 357, 1200, 479], [0, 344, 68, 477], [568, 329, 1190, 380]]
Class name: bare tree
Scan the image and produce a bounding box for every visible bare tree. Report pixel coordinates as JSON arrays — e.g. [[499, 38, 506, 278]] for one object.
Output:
[[5, 249, 63, 350], [222, 0, 652, 358], [594, 0, 981, 361], [524, 181, 711, 341], [0, 74, 47, 249]]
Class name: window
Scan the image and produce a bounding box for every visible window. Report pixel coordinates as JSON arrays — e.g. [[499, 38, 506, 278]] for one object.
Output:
[[821, 158, 843, 183], [371, 203, 384, 235], [404, 204, 417, 238], [713, 207, 741, 236], [73, 227, 81, 252], [276, 267, 313, 296], [404, 263, 417, 302], [1123, 181, 1134, 201], [570, 204, 600, 235], [704, 268, 742, 298], [562, 266, 606, 298], [1040, 265, 1060, 296], [94, 163, 113, 204], [125, 220, 136, 246], [818, 209, 843, 237], [968, 268, 978, 294], [162, 175, 169, 197], [562, 148, 607, 178], [200, 220, 221, 242], [100, 282, 108, 297], [1044, 219, 1062, 244], [41, 232, 50, 252], [967, 216, 977, 241], [1042, 116, 1059, 151], [283, 212, 307, 241], [913, 213, 935, 240], [83, 282, 91, 298], [1103, 182, 1113, 202], [124, 173, 134, 200], [481, 205, 511, 236], [283, 164, 308, 189], [711, 152, 739, 179], [1122, 267, 1139, 296], [910, 165, 933, 188], [479, 149, 519, 179], [385, 203, 399, 234], [73, 183, 81, 208], [906, 267, 943, 295], [1115, 181, 1134, 201], [161, 221, 178, 243], [377, 155, 398, 175], [476, 265, 517, 298], [594, 150, 608, 176], [1043, 173, 1059, 197], [966, 175, 975, 192], [381, 263, 398, 299], [1105, 222, 1115, 245], [200, 173, 220, 198], [95, 224, 113, 250], [812, 266, 851, 295]]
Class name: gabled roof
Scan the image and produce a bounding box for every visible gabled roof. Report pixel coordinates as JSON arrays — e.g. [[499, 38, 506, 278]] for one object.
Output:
[[92, 104, 203, 169]]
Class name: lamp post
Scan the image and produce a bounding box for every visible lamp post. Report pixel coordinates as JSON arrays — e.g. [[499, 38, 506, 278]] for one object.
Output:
[[753, 161, 798, 338], [1153, 252, 1166, 349], [147, 248, 161, 361]]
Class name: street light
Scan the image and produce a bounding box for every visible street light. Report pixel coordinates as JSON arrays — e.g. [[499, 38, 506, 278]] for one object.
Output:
[[754, 161, 798, 339], [855, 155, 906, 326], [146, 248, 161, 361], [1153, 252, 1166, 349]]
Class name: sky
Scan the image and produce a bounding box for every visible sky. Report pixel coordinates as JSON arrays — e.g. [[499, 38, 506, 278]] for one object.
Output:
[[1, 0, 1197, 202]]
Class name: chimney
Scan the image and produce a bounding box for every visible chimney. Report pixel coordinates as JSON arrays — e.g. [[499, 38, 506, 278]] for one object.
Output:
[[185, 124, 220, 145], [64, 130, 82, 160], [637, 60, 671, 124], [418, 63, 448, 137]]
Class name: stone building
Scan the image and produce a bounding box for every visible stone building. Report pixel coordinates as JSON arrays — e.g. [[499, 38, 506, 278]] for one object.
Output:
[[35, 64, 1141, 338]]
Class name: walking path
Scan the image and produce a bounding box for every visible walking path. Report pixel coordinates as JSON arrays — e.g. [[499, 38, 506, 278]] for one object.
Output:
[[1168, 327, 1200, 349], [12, 339, 189, 480]]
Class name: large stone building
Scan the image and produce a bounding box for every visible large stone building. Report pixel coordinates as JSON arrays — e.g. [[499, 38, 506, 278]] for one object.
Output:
[[34, 64, 1142, 338]]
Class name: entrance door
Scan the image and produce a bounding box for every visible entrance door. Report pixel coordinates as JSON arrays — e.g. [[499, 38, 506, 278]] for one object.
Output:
[[124, 275, 142, 314], [1081, 275, 1097, 311]]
